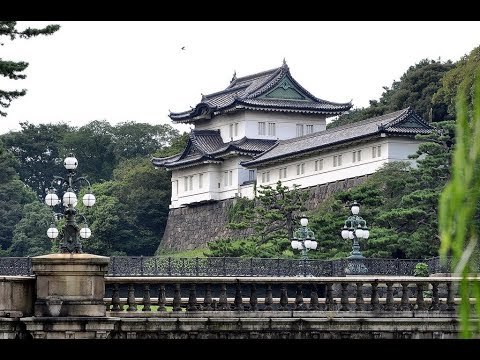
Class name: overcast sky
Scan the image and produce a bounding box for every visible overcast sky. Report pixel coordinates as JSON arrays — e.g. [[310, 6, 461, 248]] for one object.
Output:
[[2, 21, 480, 135]]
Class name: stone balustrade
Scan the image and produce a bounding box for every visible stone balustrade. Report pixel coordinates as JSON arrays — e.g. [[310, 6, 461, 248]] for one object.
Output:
[[104, 276, 467, 314]]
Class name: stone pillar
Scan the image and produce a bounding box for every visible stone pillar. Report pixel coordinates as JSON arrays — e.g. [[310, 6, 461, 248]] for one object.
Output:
[[32, 253, 109, 317]]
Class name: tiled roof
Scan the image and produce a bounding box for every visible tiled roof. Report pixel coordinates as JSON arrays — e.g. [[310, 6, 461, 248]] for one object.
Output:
[[169, 62, 352, 123], [151, 130, 277, 169], [242, 107, 432, 167]]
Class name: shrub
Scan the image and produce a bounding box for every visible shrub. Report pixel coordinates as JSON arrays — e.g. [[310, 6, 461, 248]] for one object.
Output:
[[413, 262, 430, 277]]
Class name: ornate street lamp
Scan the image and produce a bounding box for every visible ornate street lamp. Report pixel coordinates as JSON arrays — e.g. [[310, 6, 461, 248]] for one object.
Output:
[[45, 154, 96, 254], [291, 217, 317, 260], [341, 200, 370, 274]]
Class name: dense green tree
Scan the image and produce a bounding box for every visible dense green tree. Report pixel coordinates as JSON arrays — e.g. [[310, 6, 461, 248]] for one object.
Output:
[[207, 181, 307, 258], [61, 120, 116, 183], [111, 122, 180, 162], [111, 157, 172, 255], [0, 139, 37, 253], [77, 181, 135, 256], [8, 201, 54, 256], [329, 59, 454, 128], [0, 21, 59, 116], [433, 45, 480, 120], [1, 122, 73, 199]]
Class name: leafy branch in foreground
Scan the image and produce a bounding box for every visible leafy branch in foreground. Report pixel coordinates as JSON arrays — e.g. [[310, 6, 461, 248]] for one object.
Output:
[[439, 69, 480, 338]]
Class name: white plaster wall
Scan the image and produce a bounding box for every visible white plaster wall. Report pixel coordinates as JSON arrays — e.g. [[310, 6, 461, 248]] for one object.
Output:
[[255, 137, 422, 192], [195, 113, 246, 142], [169, 156, 252, 208], [169, 136, 424, 208], [244, 111, 326, 140], [194, 111, 325, 142]]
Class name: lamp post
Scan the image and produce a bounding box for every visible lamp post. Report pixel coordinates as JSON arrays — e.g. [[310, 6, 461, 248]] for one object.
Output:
[[291, 217, 317, 260], [341, 200, 369, 274], [44, 154, 96, 254]]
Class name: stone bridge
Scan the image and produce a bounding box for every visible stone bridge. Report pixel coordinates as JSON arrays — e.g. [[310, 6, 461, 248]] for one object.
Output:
[[0, 254, 477, 339]]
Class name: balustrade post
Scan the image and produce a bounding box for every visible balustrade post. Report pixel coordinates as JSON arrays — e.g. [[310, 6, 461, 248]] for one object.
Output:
[[195, 257, 199, 277], [279, 284, 288, 311], [111, 283, 121, 311], [187, 284, 197, 311], [370, 281, 379, 311], [399, 282, 410, 311], [355, 282, 364, 311], [310, 284, 319, 311], [234, 282, 243, 311], [203, 284, 213, 311], [385, 282, 394, 311], [294, 284, 304, 311], [168, 257, 172, 276], [249, 284, 258, 311], [142, 284, 151, 311], [447, 281, 455, 311], [218, 283, 228, 310], [140, 255, 144, 276], [415, 283, 426, 311], [264, 284, 273, 311], [127, 284, 136, 311], [340, 282, 349, 311], [173, 283, 182, 312], [157, 285, 166, 312], [326, 282, 334, 311], [430, 282, 439, 311]]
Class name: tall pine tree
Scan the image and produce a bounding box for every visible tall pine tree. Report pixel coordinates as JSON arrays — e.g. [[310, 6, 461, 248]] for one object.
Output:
[[0, 21, 59, 116]]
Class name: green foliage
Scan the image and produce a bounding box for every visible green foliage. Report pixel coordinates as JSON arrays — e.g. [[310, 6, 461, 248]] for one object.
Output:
[[0, 139, 38, 253], [0, 21, 60, 116], [433, 45, 480, 120], [439, 68, 480, 338], [8, 202, 54, 256], [413, 263, 430, 277], [329, 59, 454, 128], [1, 122, 73, 200], [208, 181, 307, 258]]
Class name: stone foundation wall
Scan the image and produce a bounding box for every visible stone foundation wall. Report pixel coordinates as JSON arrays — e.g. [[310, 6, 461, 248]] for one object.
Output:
[[158, 175, 371, 252]]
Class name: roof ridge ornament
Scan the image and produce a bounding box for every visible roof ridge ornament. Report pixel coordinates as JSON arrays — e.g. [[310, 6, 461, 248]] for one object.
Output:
[[231, 70, 237, 83]]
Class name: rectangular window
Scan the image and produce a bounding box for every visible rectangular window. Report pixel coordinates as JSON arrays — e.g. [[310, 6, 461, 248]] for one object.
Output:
[[352, 151, 356, 163], [278, 167, 287, 179], [315, 159, 323, 171], [261, 172, 265, 183], [338, 155, 342, 166], [184, 177, 188, 191], [266, 171, 270, 182], [333, 156, 337, 167], [234, 123, 238, 136], [229, 124, 233, 138], [229, 170, 233, 185], [268, 122, 276, 136], [296, 124, 304, 137], [175, 180, 178, 195], [377, 145, 381, 157], [297, 164, 301, 175], [189, 176, 193, 190], [279, 168, 283, 179], [199, 173, 203, 189], [372, 146, 376, 158], [306, 125, 314, 134], [258, 122, 266, 135], [249, 170, 255, 181], [283, 167, 287, 178], [301, 163, 305, 174], [357, 150, 362, 161], [224, 171, 228, 186]]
